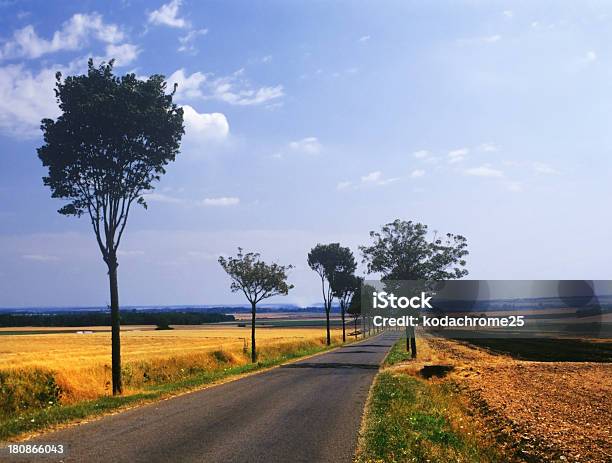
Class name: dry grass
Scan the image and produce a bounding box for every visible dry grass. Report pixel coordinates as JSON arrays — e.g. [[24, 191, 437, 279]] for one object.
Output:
[[0, 326, 342, 403]]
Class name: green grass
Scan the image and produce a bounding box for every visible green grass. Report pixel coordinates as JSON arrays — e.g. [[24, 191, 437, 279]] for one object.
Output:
[[0, 344, 333, 441], [384, 336, 413, 366], [356, 372, 501, 463]]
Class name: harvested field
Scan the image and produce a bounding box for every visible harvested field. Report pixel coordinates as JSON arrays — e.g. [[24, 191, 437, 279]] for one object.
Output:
[[392, 336, 612, 463]]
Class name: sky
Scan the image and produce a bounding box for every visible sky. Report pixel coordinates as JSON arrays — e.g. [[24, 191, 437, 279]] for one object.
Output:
[[1, 0, 611, 308]]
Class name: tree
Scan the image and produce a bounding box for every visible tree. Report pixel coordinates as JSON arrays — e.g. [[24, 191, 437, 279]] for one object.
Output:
[[360, 219, 468, 357], [219, 248, 293, 362], [332, 271, 360, 342], [38, 60, 184, 394], [346, 276, 364, 338], [307, 243, 356, 345]]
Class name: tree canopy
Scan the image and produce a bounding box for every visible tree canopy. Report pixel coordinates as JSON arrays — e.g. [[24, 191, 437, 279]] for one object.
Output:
[[360, 219, 468, 281], [38, 59, 184, 268], [218, 248, 294, 305]]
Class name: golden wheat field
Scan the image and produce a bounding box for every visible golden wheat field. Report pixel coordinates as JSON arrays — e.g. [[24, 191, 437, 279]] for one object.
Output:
[[0, 326, 342, 403]]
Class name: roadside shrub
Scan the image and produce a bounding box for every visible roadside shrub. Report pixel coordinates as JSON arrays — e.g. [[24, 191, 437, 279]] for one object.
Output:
[[0, 369, 62, 417]]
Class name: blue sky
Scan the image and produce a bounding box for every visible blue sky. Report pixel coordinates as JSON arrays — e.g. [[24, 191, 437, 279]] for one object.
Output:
[[1, 0, 611, 307]]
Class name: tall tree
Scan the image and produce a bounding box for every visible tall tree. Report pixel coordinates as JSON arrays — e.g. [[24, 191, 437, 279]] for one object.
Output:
[[38, 60, 184, 394], [331, 271, 360, 342], [360, 219, 468, 357], [308, 243, 356, 345], [219, 248, 293, 362]]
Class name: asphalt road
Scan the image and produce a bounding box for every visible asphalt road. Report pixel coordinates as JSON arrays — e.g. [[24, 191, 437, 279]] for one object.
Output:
[[2, 331, 400, 463]]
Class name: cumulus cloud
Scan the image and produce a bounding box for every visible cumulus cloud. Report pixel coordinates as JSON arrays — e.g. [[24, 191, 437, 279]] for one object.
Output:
[[0, 63, 64, 137], [0, 13, 123, 60], [358, 35, 371, 43], [585, 50, 597, 62], [182, 104, 229, 143], [289, 137, 321, 155], [167, 68, 207, 100], [148, 0, 189, 28], [98, 43, 140, 67], [410, 169, 425, 178], [464, 165, 504, 178]]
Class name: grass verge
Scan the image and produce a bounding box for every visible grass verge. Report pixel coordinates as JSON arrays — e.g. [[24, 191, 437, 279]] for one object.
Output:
[[0, 343, 334, 441], [356, 338, 502, 463], [383, 336, 413, 366]]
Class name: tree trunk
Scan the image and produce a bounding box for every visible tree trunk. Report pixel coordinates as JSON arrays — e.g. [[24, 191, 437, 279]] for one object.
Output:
[[325, 303, 331, 346], [108, 254, 122, 395], [410, 336, 417, 358], [341, 302, 346, 343], [251, 301, 257, 363], [406, 326, 410, 352]]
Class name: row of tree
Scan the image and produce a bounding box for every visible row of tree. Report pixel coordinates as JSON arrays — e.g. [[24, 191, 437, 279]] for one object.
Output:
[[218, 219, 469, 364], [37, 60, 468, 395]]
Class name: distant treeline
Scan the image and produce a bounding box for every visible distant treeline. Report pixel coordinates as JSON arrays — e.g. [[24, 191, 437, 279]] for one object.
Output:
[[0, 311, 235, 327]]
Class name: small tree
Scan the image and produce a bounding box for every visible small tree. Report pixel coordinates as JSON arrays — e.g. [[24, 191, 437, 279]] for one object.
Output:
[[346, 276, 364, 338], [38, 60, 184, 394], [360, 219, 468, 357], [219, 248, 293, 362], [332, 272, 360, 342], [308, 243, 356, 345]]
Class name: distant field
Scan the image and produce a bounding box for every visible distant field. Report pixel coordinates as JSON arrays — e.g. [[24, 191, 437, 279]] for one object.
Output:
[[0, 325, 341, 402]]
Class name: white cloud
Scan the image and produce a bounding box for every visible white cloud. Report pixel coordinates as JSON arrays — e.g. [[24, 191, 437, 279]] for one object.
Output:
[[413, 150, 429, 159], [532, 162, 560, 175], [0, 63, 63, 137], [448, 148, 468, 163], [178, 28, 208, 53], [358, 35, 371, 43], [410, 169, 425, 178], [361, 171, 398, 186], [201, 197, 240, 207], [182, 104, 229, 143], [167, 68, 207, 100], [143, 193, 239, 207], [0, 13, 124, 60], [148, 0, 189, 28], [261, 55, 272, 63], [167, 68, 284, 106], [464, 165, 504, 178], [142, 192, 184, 204], [503, 10, 514, 19], [361, 171, 382, 183], [336, 181, 352, 190], [22, 254, 59, 262], [289, 137, 321, 155], [211, 76, 284, 106], [101, 43, 140, 67]]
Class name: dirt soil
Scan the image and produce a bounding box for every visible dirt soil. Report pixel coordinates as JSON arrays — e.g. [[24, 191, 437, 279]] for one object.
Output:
[[394, 336, 612, 463]]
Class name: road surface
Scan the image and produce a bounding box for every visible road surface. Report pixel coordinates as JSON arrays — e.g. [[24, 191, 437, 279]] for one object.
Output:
[[2, 331, 400, 463]]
